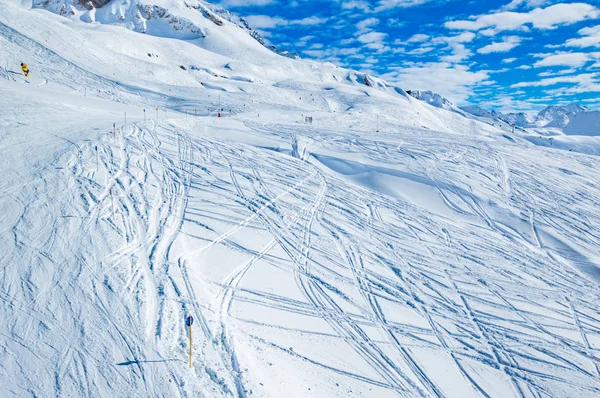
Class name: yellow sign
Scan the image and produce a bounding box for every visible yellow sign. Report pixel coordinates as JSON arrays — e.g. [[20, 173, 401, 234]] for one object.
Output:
[[21, 62, 29, 77]]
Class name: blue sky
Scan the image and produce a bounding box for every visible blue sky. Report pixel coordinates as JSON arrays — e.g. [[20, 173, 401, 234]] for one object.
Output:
[[218, 0, 600, 112]]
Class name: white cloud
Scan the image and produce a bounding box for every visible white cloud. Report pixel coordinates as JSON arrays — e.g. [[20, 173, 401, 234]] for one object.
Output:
[[245, 15, 286, 29], [534, 52, 594, 67], [357, 31, 387, 44], [500, 0, 552, 11], [478, 94, 538, 113], [296, 35, 315, 47], [387, 18, 407, 28], [502, 57, 518, 63], [294, 16, 330, 26], [406, 46, 435, 55], [547, 83, 600, 94], [407, 33, 430, 43], [245, 15, 328, 29], [302, 50, 326, 58], [580, 25, 600, 36], [441, 43, 472, 62], [566, 25, 600, 48], [446, 32, 477, 43], [445, 3, 600, 35], [338, 47, 361, 55], [356, 18, 380, 33], [425, 32, 476, 63], [538, 68, 577, 77], [220, 0, 275, 6], [376, 0, 441, 11], [477, 36, 522, 54], [341, 0, 371, 11], [385, 62, 490, 103], [511, 72, 598, 87]]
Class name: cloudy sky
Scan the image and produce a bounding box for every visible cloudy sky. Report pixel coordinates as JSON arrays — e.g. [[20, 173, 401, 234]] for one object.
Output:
[[219, 0, 600, 112]]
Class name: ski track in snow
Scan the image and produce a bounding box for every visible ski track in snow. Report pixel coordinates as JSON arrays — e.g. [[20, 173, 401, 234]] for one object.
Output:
[[3, 110, 600, 397], [4, 115, 600, 397]]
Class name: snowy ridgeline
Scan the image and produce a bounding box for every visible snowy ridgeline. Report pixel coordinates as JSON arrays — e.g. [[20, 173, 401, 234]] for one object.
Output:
[[408, 91, 594, 133], [1, 1, 600, 398]]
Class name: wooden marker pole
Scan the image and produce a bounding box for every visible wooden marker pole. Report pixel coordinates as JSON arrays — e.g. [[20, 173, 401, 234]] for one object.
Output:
[[95, 146, 99, 172], [124, 112, 127, 126], [186, 315, 194, 368], [113, 123, 116, 142], [188, 323, 192, 368]]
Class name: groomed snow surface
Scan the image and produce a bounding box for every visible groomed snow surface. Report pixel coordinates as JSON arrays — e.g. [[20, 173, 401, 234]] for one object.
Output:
[[1, 1, 600, 397]]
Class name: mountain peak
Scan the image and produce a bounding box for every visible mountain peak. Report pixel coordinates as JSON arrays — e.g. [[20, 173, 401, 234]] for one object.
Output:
[[537, 103, 588, 128], [406, 90, 454, 109], [538, 103, 588, 117]]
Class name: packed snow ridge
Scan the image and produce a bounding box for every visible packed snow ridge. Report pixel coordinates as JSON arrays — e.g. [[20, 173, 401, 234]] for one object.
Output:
[[2, 0, 600, 397]]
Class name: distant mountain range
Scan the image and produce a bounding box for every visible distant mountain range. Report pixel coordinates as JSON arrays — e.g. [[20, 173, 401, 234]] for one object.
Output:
[[407, 90, 590, 131]]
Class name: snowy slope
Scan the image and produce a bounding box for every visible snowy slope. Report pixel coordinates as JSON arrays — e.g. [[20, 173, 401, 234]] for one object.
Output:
[[564, 110, 600, 136], [2, 1, 600, 398], [460, 105, 502, 119]]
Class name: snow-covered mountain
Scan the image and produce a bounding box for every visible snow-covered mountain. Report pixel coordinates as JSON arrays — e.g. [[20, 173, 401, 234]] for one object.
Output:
[[33, 0, 300, 57], [407, 89, 454, 110], [501, 111, 536, 127], [537, 103, 589, 128], [1, 1, 600, 397], [462, 102, 592, 134]]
